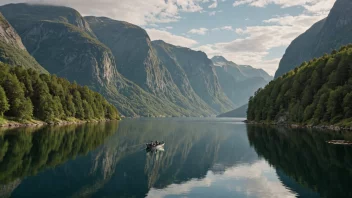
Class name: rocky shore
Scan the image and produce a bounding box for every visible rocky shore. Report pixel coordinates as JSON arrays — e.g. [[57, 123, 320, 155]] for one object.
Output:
[[244, 120, 352, 131], [0, 119, 117, 128]]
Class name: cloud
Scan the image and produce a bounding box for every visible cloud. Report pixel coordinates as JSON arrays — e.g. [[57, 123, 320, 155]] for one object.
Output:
[[146, 160, 296, 198], [209, 11, 217, 16], [221, 26, 233, 31], [0, 0, 210, 25], [233, 0, 336, 15], [212, 26, 233, 31], [146, 28, 198, 48], [196, 12, 328, 75], [188, 27, 209, 35], [208, 0, 218, 8]]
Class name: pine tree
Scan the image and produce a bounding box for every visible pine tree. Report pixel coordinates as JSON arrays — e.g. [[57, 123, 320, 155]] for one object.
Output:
[[0, 86, 9, 117]]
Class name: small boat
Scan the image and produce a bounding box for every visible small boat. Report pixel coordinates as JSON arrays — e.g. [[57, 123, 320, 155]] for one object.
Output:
[[146, 141, 165, 150]]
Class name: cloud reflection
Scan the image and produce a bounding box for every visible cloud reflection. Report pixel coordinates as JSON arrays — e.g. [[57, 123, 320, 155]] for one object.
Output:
[[146, 160, 297, 198]]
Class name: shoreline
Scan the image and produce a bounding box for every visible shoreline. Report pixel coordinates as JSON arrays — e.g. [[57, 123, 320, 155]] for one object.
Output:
[[0, 118, 119, 129], [245, 120, 352, 131]]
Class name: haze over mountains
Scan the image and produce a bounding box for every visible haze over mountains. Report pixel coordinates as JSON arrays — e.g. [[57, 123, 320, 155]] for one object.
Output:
[[0, 3, 272, 117]]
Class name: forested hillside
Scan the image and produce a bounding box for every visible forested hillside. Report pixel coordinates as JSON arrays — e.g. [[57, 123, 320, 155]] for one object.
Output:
[[248, 44, 352, 127], [0, 63, 120, 123]]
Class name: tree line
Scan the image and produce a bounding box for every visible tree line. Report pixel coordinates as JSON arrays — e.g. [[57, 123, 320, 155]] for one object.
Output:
[[0, 63, 120, 122], [248, 44, 352, 126]]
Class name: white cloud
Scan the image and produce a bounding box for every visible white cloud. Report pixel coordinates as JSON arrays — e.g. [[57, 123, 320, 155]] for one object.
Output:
[[209, 11, 217, 16], [188, 27, 209, 35], [212, 26, 233, 31], [147, 28, 198, 48], [197, 4, 331, 75], [208, 0, 218, 8], [233, 0, 336, 15], [165, 26, 173, 29], [196, 12, 329, 75], [0, 0, 211, 25], [221, 26, 233, 31]]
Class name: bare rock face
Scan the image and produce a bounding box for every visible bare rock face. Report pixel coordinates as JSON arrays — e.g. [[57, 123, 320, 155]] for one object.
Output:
[[85, 17, 231, 114], [0, 11, 46, 72], [0, 12, 25, 50], [275, 0, 352, 78], [152, 40, 234, 112], [0, 4, 213, 117], [0, 179, 21, 198], [212, 56, 271, 108]]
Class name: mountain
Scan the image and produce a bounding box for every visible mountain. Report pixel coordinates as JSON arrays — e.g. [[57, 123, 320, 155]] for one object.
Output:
[[212, 56, 271, 107], [151, 40, 233, 112], [0, 12, 47, 73], [248, 44, 352, 127], [0, 3, 215, 117], [212, 56, 272, 81], [84, 17, 218, 114], [217, 104, 248, 118], [275, 0, 352, 78]]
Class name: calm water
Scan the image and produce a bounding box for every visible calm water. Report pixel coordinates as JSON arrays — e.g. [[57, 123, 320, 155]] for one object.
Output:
[[0, 118, 351, 198]]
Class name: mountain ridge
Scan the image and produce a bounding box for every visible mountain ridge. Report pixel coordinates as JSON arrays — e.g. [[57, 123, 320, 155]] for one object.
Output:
[[275, 0, 352, 78]]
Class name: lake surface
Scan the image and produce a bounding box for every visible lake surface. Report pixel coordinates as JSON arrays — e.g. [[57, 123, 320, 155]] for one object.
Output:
[[0, 118, 351, 198]]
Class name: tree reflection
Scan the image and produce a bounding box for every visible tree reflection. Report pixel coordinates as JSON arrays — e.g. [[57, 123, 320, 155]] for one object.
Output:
[[0, 121, 119, 185], [247, 125, 352, 198]]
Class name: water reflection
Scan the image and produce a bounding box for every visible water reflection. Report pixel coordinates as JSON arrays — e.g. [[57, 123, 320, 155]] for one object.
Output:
[[0, 119, 350, 197], [247, 125, 352, 198]]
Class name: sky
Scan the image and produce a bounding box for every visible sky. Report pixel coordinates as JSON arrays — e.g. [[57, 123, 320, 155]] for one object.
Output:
[[0, 0, 337, 75]]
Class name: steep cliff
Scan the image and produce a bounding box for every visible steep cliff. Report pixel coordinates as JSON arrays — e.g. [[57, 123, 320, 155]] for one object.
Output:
[[85, 17, 216, 115], [0, 4, 200, 117], [212, 56, 270, 107], [0, 12, 46, 73], [152, 40, 233, 112], [275, 0, 352, 78]]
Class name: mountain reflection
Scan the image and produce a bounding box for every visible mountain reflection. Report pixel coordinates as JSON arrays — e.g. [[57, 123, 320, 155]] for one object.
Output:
[[247, 125, 352, 198], [1, 119, 344, 198]]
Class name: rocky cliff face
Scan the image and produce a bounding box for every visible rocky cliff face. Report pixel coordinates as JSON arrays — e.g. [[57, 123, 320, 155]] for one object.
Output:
[[275, 0, 352, 78], [0, 4, 202, 117], [85, 17, 231, 114], [152, 40, 233, 112], [0, 3, 95, 37], [0, 12, 25, 50], [0, 11, 47, 72], [212, 56, 270, 107]]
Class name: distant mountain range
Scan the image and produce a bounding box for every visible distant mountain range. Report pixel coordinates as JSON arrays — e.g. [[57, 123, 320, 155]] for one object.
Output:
[[212, 56, 272, 109], [0, 3, 272, 117], [217, 104, 248, 118], [275, 0, 352, 78]]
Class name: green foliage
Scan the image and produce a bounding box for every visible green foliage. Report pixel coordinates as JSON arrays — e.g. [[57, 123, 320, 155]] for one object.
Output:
[[0, 63, 120, 122], [248, 44, 352, 126], [0, 86, 9, 116]]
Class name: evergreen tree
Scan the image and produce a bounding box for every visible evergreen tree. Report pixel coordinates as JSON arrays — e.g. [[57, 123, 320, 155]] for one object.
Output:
[[0, 86, 9, 117], [0, 63, 120, 122], [247, 44, 352, 126]]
